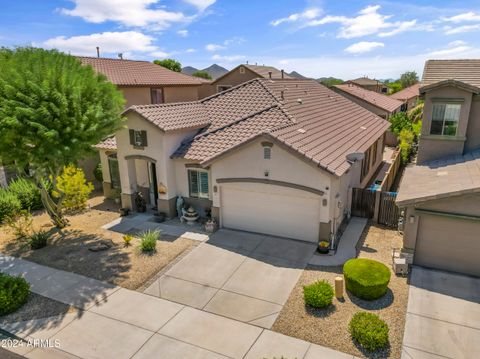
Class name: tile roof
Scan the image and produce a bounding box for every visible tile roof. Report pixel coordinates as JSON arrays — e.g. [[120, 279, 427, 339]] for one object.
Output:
[[127, 102, 210, 132], [334, 84, 403, 113], [396, 150, 480, 206], [244, 65, 293, 79], [390, 83, 421, 101], [95, 137, 117, 150], [348, 77, 383, 86], [422, 59, 480, 88], [78, 57, 202, 86], [156, 78, 388, 176]]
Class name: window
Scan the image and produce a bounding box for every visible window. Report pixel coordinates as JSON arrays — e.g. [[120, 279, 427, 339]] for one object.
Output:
[[361, 147, 372, 181], [217, 85, 232, 93], [150, 88, 164, 104], [239, 66, 245, 74], [430, 103, 461, 136], [129, 129, 147, 147], [108, 154, 121, 189], [263, 146, 271, 159], [188, 170, 209, 199]]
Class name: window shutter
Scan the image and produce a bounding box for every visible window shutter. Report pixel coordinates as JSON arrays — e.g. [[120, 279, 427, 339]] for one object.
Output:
[[141, 130, 148, 147], [129, 129, 135, 145], [189, 170, 198, 197], [199, 172, 209, 197]]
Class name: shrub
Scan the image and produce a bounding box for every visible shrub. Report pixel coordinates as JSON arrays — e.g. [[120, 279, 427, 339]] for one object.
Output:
[[139, 230, 159, 252], [0, 190, 21, 223], [29, 230, 50, 250], [5, 210, 33, 238], [349, 312, 389, 351], [303, 280, 334, 308], [343, 258, 391, 300], [93, 162, 103, 183], [123, 234, 133, 247], [0, 273, 30, 315], [8, 178, 42, 210], [53, 165, 94, 213]]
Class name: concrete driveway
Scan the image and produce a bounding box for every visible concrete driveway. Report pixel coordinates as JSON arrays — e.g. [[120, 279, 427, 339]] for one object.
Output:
[[144, 229, 316, 328], [402, 266, 480, 359]]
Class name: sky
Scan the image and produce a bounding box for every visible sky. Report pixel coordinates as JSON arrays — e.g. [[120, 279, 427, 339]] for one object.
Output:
[[2, 0, 480, 79]]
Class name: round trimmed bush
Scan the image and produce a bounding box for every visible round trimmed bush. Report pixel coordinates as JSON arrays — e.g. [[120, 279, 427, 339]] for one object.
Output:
[[0, 190, 21, 223], [0, 273, 30, 315], [343, 258, 391, 300], [303, 280, 334, 308], [349, 312, 389, 351]]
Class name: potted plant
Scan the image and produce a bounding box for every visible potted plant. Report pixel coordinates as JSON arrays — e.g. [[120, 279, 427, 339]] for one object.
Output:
[[317, 240, 330, 254], [205, 218, 218, 233], [135, 192, 147, 213]]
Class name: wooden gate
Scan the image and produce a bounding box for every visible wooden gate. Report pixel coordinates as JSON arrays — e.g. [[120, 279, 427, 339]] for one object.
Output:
[[351, 188, 376, 218], [378, 192, 400, 227]]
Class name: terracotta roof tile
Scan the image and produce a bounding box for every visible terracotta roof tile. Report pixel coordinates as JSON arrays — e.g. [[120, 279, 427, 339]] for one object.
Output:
[[245, 65, 293, 79], [78, 57, 202, 86], [334, 84, 403, 113], [422, 59, 480, 88], [390, 83, 421, 101], [348, 77, 383, 86], [95, 137, 117, 150]]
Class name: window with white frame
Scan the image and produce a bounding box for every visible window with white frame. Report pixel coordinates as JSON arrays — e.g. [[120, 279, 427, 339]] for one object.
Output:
[[430, 103, 461, 136], [188, 169, 209, 199]]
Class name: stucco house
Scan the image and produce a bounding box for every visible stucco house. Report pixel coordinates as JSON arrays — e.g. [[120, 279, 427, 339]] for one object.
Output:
[[397, 59, 480, 277], [96, 78, 389, 244], [202, 64, 293, 98], [390, 83, 421, 111], [346, 77, 388, 93]]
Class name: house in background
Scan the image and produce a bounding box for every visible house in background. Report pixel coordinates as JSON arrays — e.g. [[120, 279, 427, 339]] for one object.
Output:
[[346, 77, 388, 93], [390, 83, 421, 111], [97, 78, 390, 244], [201, 64, 293, 98], [397, 59, 480, 277]]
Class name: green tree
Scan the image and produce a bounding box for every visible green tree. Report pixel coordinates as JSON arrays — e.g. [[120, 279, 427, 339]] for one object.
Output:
[[389, 112, 411, 135], [400, 71, 418, 88], [0, 47, 124, 227], [319, 78, 344, 87], [388, 81, 402, 94], [153, 58, 182, 72], [192, 70, 212, 80]]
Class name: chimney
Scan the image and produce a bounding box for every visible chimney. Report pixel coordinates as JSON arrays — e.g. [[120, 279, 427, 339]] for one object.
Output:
[[281, 69, 284, 79], [268, 71, 272, 79], [96, 47, 100, 58], [118, 53, 123, 60]]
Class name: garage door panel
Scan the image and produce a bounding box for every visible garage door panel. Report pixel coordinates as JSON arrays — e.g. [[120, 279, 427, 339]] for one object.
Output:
[[221, 184, 320, 242], [415, 216, 480, 277]]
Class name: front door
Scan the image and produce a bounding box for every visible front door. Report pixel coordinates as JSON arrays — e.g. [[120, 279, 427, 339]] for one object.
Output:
[[148, 162, 158, 208]]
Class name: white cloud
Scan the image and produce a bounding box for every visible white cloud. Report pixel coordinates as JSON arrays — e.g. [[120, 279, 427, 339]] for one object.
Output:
[[205, 43, 226, 51], [270, 8, 322, 26], [149, 50, 170, 58], [344, 41, 384, 54], [212, 54, 246, 62], [427, 41, 473, 57], [304, 5, 419, 39], [186, 48, 196, 53], [442, 11, 480, 23], [177, 29, 189, 37], [59, 0, 189, 29], [182, 0, 216, 12], [43, 31, 157, 57], [444, 24, 480, 35]]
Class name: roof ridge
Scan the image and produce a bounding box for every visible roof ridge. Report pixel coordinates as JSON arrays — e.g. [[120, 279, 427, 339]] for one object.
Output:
[[76, 56, 150, 63], [200, 78, 264, 103], [132, 101, 201, 110]]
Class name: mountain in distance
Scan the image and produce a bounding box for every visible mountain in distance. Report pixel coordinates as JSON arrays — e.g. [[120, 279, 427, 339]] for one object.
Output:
[[317, 77, 344, 87], [289, 71, 310, 79], [181, 64, 229, 79]]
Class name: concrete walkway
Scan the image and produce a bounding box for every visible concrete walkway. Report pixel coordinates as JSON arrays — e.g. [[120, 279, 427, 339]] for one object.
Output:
[[308, 217, 367, 266], [0, 254, 357, 359], [402, 266, 480, 359]]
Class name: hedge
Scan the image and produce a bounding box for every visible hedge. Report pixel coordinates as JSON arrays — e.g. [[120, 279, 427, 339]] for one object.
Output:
[[0, 190, 22, 223], [343, 258, 391, 300]]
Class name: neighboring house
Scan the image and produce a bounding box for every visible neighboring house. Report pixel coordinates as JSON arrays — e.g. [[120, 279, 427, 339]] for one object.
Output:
[[201, 64, 293, 98], [346, 77, 388, 93], [390, 83, 421, 111], [333, 84, 403, 146], [96, 79, 390, 244], [397, 59, 480, 277]]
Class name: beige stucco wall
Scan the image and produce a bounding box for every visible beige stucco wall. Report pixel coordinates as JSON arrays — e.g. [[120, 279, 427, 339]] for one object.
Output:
[[211, 66, 259, 93], [417, 86, 473, 164], [465, 96, 480, 152], [119, 86, 199, 108]]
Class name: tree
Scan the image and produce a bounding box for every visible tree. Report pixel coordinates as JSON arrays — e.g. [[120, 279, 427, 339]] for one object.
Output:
[[0, 47, 124, 227], [400, 71, 418, 88], [192, 70, 212, 80], [389, 112, 411, 135], [153, 59, 182, 72], [388, 81, 402, 94]]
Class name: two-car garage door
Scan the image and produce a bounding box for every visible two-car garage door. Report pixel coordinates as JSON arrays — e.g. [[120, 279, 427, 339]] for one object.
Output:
[[220, 183, 321, 242]]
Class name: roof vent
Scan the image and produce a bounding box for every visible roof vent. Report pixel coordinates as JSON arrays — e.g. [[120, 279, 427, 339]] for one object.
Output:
[[297, 128, 306, 134], [281, 69, 284, 79], [360, 126, 367, 130], [346, 152, 365, 163], [297, 98, 303, 104], [268, 71, 272, 79]]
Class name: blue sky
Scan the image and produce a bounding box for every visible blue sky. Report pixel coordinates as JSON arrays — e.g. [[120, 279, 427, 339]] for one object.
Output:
[[2, 0, 480, 79]]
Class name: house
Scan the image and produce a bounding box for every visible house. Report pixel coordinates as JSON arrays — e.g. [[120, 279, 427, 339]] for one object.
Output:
[[390, 83, 421, 111], [96, 78, 390, 244], [201, 64, 293, 97], [397, 59, 480, 277], [346, 77, 388, 93]]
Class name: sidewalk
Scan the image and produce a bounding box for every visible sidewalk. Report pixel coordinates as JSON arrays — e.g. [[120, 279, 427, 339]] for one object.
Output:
[[0, 253, 357, 359]]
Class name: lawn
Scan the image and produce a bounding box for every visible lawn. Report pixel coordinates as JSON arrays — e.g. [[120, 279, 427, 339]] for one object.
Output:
[[0, 193, 197, 290], [272, 224, 408, 359]]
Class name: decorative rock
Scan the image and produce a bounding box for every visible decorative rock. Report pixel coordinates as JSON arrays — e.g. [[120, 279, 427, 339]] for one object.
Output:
[[88, 240, 113, 252]]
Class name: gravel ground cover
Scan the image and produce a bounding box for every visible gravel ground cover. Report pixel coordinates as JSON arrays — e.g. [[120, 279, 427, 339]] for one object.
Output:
[[272, 223, 408, 359], [0, 194, 197, 290]]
